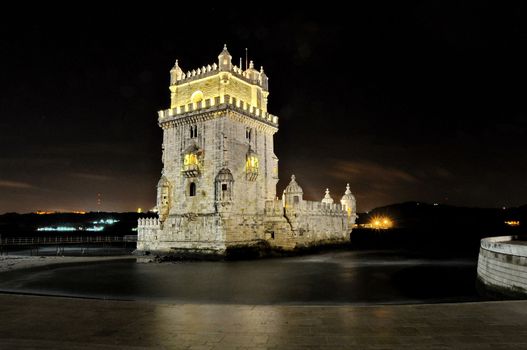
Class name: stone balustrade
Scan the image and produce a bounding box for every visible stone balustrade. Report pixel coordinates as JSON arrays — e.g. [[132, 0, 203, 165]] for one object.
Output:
[[137, 217, 160, 229]]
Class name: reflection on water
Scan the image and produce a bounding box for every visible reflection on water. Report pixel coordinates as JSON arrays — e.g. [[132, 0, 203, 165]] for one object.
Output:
[[0, 250, 485, 305]]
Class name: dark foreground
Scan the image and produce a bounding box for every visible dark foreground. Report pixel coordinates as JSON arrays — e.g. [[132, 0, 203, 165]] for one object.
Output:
[[1, 294, 527, 349], [0, 250, 486, 305]]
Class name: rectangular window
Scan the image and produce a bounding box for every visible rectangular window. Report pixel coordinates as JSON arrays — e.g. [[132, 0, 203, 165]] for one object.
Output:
[[190, 125, 198, 138], [245, 127, 252, 141]]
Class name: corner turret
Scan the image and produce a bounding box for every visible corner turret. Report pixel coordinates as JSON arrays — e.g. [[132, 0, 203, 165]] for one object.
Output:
[[259, 66, 269, 91], [218, 44, 232, 71], [170, 60, 184, 85], [321, 188, 334, 204], [244, 60, 259, 81], [340, 183, 356, 217], [282, 175, 303, 207]]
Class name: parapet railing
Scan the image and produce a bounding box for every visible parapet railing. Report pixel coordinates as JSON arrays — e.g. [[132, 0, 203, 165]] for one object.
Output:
[[480, 235, 527, 257], [0, 236, 137, 246], [137, 218, 160, 228], [265, 199, 347, 216]]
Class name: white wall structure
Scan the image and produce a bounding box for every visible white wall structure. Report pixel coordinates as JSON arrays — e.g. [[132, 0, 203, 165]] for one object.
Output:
[[137, 46, 357, 257], [477, 236, 527, 296]]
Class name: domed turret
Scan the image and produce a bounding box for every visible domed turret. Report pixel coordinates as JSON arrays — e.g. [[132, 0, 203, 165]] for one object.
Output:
[[170, 59, 184, 84], [340, 183, 356, 216], [321, 188, 334, 204], [282, 175, 303, 207], [218, 44, 232, 71], [244, 60, 259, 81], [284, 175, 303, 194]]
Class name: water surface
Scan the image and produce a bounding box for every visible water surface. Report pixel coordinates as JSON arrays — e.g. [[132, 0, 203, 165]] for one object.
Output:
[[0, 250, 484, 305]]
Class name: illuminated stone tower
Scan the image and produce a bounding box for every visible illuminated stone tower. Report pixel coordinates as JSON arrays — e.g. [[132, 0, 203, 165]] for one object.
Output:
[[137, 45, 356, 257]]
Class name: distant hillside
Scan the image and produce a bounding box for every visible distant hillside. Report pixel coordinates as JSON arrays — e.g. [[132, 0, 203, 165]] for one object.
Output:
[[351, 202, 527, 257], [358, 201, 527, 235]]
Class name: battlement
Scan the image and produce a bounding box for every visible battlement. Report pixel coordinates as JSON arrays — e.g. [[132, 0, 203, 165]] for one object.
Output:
[[265, 199, 346, 217], [172, 62, 267, 89], [158, 94, 278, 126]]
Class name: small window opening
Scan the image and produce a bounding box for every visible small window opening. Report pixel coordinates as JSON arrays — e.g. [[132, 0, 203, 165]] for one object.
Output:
[[189, 182, 196, 197], [245, 127, 252, 141], [190, 125, 198, 138]]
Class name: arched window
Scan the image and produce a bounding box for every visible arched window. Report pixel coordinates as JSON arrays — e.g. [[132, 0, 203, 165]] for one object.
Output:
[[215, 168, 234, 203], [190, 90, 204, 104], [189, 182, 196, 197]]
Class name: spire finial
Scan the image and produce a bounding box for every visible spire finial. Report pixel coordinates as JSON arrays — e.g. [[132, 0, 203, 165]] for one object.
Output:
[[322, 187, 334, 204], [291, 174, 296, 181], [245, 48, 248, 72], [224, 43, 228, 50]]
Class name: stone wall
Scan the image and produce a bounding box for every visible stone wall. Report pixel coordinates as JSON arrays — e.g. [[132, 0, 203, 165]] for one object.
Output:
[[137, 200, 354, 256], [137, 215, 227, 254], [477, 236, 527, 296], [263, 199, 353, 250]]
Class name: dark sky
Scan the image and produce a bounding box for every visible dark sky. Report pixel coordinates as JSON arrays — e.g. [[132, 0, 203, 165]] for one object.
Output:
[[1, 3, 527, 213]]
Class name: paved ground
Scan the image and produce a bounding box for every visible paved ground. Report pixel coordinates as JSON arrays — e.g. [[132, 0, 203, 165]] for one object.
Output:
[[1, 294, 527, 349]]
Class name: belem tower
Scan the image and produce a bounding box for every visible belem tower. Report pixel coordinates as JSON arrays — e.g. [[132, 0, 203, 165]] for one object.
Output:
[[137, 45, 357, 257]]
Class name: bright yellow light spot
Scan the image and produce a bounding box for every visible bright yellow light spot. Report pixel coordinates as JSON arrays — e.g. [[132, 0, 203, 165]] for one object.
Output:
[[505, 220, 520, 226], [190, 90, 204, 104], [137, 208, 142, 213], [246, 156, 259, 172], [369, 216, 393, 229], [184, 153, 199, 167]]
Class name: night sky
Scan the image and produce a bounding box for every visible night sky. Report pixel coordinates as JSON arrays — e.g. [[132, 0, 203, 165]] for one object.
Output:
[[1, 3, 527, 213]]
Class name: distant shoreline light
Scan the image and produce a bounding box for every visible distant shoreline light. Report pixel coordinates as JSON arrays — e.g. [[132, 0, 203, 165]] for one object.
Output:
[[36, 219, 119, 232], [37, 226, 105, 232], [34, 210, 87, 215]]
